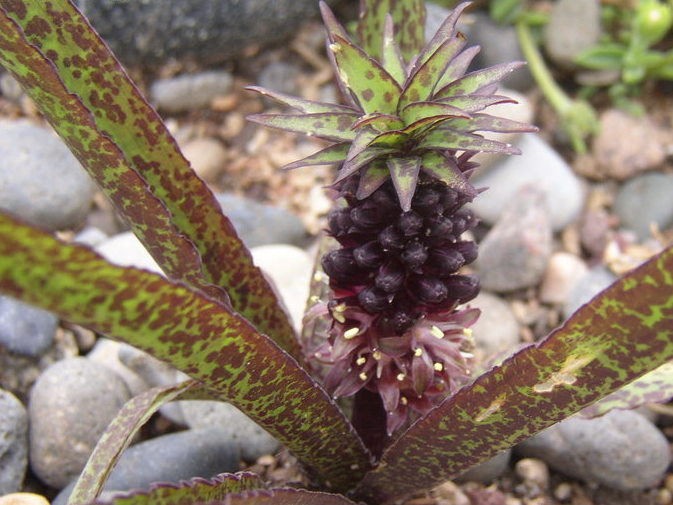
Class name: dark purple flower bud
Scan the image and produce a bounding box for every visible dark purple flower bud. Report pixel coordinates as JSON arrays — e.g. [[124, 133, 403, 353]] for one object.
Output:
[[386, 303, 417, 331], [337, 176, 359, 199], [327, 208, 353, 236], [375, 261, 405, 293], [426, 247, 464, 275], [322, 249, 363, 283], [440, 187, 459, 211], [401, 240, 428, 269], [425, 216, 454, 245], [398, 210, 423, 237], [370, 188, 399, 213], [378, 225, 404, 250], [444, 274, 480, 302], [353, 241, 385, 269], [413, 186, 441, 216], [454, 241, 478, 264], [358, 286, 389, 313], [451, 209, 477, 236], [351, 200, 386, 229], [408, 275, 449, 304]]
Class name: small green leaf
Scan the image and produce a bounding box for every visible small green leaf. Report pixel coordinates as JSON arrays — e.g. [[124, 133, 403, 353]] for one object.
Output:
[[381, 14, 406, 85], [420, 151, 476, 197], [434, 45, 481, 92], [387, 156, 422, 212], [400, 101, 469, 126], [334, 147, 396, 183], [435, 61, 524, 99], [280, 143, 350, 171], [351, 113, 405, 132], [578, 362, 673, 419], [356, 160, 390, 199], [247, 112, 358, 142], [575, 44, 626, 70], [438, 94, 516, 113], [418, 128, 521, 154], [329, 34, 402, 115], [95, 473, 266, 505], [446, 113, 539, 133], [246, 86, 357, 114]]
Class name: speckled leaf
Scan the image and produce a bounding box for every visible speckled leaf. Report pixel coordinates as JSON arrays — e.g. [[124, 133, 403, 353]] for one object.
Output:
[[329, 34, 402, 115], [247, 113, 357, 142], [356, 0, 426, 63], [0, 1, 299, 360], [345, 126, 382, 162], [218, 488, 360, 505], [381, 15, 406, 85], [420, 151, 476, 197], [319, 2, 353, 107], [399, 36, 466, 112], [351, 113, 405, 132], [335, 147, 397, 183], [434, 45, 481, 92], [356, 160, 390, 199], [0, 213, 372, 492], [435, 61, 525, 99], [70, 381, 207, 505], [368, 130, 409, 150], [355, 244, 673, 503], [447, 113, 538, 133], [400, 101, 469, 126], [387, 157, 421, 212], [94, 473, 266, 505], [246, 86, 356, 114], [419, 128, 520, 154], [280, 143, 350, 171], [438, 94, 516, 113], [578, 362, 673, 419]]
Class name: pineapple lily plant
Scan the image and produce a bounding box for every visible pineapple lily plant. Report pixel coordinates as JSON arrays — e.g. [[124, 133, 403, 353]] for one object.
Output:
[[0, 1, 672, 505]]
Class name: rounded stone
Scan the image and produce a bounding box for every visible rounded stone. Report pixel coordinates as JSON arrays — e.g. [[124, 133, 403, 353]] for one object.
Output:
[[456, 449, 512, 484], [543, 0, 601, 69], [150, 70, 233, 113], [0, 120, 95, 231], [613, 173, 673, 240], [0, 390, 28, 495], [563, 266, 617, 319], [95, 232, 162, 273], [539, 252, 589, 306], [0, 494, 49, 505], [0, 296, 58, 358], [517, 410, 670, 490], [470, 292, 519, 359], [29, 358, 131, 488], [181, 137, 228, 182]]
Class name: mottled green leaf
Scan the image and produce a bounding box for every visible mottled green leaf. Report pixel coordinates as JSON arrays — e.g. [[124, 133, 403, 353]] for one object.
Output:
[[221, 488, 360, 505], [420, 151, 476, 197], [246, 86, 356, 114], [381, 14, 406, 85], [351, 113, 405, 132], [70, 381, 205, 505], [387, 156, 421, 212], [247, 113, 358, 142], [435, 61, 525, 99], [0, 1, 299, 360], [419, 128, 521, 154], [0, 213, 372, 492], [335, 147, 396, 183], [355, 244, 673, 503], [368, 130, 409, 149], [95, 473, 266, 505], [578, 362, 673, 419], [356, 0, 426, 63], [280, 143, 350, 171], [399, 36, 466, 112], [329, 34, 402, 115], [446, 113, 538, 133], [356, 160, 390, 199], [434, 45, 481, 92], [438, 94, 516, 113], [318, 2, 353, 106], [400, 101, 469, 126]]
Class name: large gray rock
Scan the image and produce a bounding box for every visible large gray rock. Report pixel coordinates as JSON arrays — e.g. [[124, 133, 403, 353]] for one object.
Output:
[[0, 120, 94, 231], [614, 172, 673, 240], [76, 0, 334, 67], [544, 0, 602, 69], [517, 410, 670, 490], [29, 358, 131, 488], [0, 390, 28, 495], [0, 296, 58, 358], [150, 71, 233, 113]]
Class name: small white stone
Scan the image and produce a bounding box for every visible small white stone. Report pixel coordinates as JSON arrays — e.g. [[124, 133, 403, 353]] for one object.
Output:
[[539, 252, 589, 305], [181, 137, 227, 182]]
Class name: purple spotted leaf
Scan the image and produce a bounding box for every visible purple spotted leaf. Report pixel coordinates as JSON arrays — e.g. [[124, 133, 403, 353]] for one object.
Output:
[[356, 160, 390, 199], [328, 33, 402, 115], [419, 128, 521, 154], [380, 14, 406, 85], [0, 1, 300, 361], [351, 113, 405, 132], [399, 101, 469, 126], [387, 156, 422, 212], [420, 151, 476, 197], [93, 473, 266, 505], [247, 112, 358, 142], [447, 113, 539, 133], [354, 244, 673, 503], [0, 213, 372, 493], [435, 61, 525, 99], [356, 0, 426, 63], [578, 361, 673, 419], [367, 130, 410, 149], [437, 94, 517, 113], [434, 45, 482, 91], [334, 147, 397, 184], [246, 86, 356, 114], [70, 381, 208, 505], [279, 143, 350, 171], [216, 488, 360, 505]]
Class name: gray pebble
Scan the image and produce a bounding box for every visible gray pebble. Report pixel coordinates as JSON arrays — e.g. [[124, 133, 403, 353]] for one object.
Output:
[[0, 390, 28, 495], [150, 70, 233, 113], [0, 72, 24, 104], [470, 134, 586, 231], [0, 296, 58, 358], [95, 232, 162, 273], [216, 193, 307, 248], [563, 266, 617, 318], [0, 120, 95, 231], [456, 450, 511, 484], [180, 401, 279, 462], [53, 428, 240, 505], [614, 173, 673, 240], [29, 358, 131, 488], [544, 0, 601, 69], [257, 61, 301, 99], [470, 292, 519, 359], [517, 410, 670, 490], [86, 339, 148, 396], [475, 187, 553, 292]]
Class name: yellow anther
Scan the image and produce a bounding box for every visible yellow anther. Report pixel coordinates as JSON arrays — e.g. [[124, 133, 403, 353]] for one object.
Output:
[[463, 328, 473, 337], [431, 325, 444, 339], [359, 372, 368, 381], [343, 327, 360, 339], [356, 356, 366, 366], [400, 396, 408, 405], [313, 272, 324, 282], [372, 350, 382, 360], [413, 348, 423, 357], [433, 362, 444, 372], [309, 295, 320, 303], [396, 372, 406, 381]]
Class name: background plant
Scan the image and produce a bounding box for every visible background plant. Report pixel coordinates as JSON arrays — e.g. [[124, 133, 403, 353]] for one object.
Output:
[[0, 1, 672, 505]]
